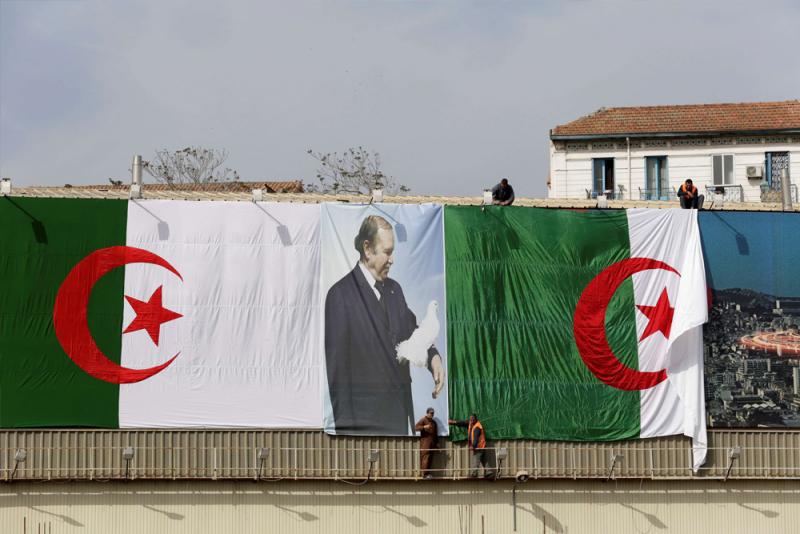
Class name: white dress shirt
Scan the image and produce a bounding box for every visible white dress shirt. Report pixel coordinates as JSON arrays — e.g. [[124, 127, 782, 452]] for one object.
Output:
[[358, 261, 382, 300]]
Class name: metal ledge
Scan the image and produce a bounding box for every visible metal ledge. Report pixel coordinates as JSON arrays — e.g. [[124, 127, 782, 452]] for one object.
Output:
[[2, 429, 798, 482]]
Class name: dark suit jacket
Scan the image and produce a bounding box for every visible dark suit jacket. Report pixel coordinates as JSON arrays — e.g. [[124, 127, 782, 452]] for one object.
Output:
[[325, 264, 437, 435]]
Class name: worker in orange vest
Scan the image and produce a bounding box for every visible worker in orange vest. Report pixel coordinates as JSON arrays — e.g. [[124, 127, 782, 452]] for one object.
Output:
[[678, 179, 704, 209], [448, 413, 495, 478]]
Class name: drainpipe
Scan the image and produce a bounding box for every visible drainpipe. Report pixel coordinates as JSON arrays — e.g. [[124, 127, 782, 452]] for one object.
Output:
[[782, 168, 793, 211], [563, 141, 568, 199], [130, 155, 143, 199], [627, 137, 632, 200], [132, 155, 143, 186]]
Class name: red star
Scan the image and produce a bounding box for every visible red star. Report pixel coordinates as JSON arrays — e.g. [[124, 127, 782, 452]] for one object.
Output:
[[636, 288, 675, 342], [123, 286, 182, 346]]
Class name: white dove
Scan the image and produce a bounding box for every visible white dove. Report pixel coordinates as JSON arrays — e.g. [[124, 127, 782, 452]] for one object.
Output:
[[396, 300, 440, 367]]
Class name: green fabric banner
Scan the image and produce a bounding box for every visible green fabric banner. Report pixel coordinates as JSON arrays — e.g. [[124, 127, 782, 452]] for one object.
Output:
[[445, 206, 641, 441], [0, 197, 127, 427]]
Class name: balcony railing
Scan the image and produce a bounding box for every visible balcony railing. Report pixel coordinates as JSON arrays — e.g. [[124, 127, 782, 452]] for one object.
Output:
[[760, 183, 798, 203], [639, 187, 675, 201], [706, 184, 744, 203], [2, 430, 799, 481], [585, 188, 616, 200]]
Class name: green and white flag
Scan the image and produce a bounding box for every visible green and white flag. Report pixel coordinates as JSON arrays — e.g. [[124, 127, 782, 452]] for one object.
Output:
[[445, 207, 708, 469], [0, 198, 323, 428], [1, 197, 707, 466]]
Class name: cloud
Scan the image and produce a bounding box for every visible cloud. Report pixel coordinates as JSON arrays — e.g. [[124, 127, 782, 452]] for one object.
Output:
[[1, 0, 798, 197]]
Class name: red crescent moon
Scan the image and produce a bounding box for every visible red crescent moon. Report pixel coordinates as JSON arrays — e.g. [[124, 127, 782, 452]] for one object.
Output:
[[54, 246, 183, 384], [573, 257, 679, 391]]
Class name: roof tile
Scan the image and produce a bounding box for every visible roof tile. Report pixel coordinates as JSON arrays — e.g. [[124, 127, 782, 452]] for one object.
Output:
[[552, 100, 800, 137], [6, 186, 797, 212], [68, 181, 304, 193]]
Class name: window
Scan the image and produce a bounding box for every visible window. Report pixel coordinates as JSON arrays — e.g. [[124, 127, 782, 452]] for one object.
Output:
[[712, 155, 734, 185], [592, 158, 614, 196], [645, 156, 669, 200], [766, 152, 790, 189]]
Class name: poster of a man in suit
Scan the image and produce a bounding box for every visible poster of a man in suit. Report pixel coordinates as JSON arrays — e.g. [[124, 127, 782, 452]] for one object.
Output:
[[322, 205, 448, 436]]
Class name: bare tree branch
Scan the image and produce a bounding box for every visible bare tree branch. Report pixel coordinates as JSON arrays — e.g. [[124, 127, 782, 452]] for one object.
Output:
[[306, 147, 409, 195], [143, 147, 240, 184]]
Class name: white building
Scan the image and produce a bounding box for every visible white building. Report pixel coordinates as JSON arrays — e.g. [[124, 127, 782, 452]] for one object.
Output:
[[549, 100, 800, 203]]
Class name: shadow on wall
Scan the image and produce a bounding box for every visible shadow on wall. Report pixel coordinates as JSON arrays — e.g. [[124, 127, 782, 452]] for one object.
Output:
[[428, 448, 451, 479], [28, 506, 84, 527], [707, 212, 750, 256], [275, 504, 318, 522], [143, 504, 185, 521], [3, 196, 49, 244], [5, 480, 796, 532], [519, 501, 565, 533], [620, 502, 667, 529], [382, 505, 427, 527], [130, 199, 170, 241], [699, 211, 752, 297], [737, 502, 779, 519]]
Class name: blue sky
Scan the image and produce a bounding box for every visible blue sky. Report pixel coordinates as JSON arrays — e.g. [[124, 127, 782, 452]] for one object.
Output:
[[1, 0, 799, 197]]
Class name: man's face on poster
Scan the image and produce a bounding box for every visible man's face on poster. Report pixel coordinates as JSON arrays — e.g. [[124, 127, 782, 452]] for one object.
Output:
[[365, 227, 395, 281]]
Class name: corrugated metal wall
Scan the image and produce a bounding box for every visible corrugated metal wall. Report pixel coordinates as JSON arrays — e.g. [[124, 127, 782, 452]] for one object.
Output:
[[2, 430, 799, 481], [1, 479, 799, 534]]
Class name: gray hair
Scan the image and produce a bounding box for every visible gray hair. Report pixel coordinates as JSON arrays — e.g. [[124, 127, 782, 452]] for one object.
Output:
[[354, 215, 393, 260]]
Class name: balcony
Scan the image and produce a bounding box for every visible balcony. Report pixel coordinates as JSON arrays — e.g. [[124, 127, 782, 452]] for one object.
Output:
[[706, 185, 744, 203], [760, 183, 798, 203], [585, 188, 618, 200], [639, 187, 675, 201]]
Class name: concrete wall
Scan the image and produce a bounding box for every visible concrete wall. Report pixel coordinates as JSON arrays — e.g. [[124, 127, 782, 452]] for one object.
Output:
[[1, 479, 798, 533]]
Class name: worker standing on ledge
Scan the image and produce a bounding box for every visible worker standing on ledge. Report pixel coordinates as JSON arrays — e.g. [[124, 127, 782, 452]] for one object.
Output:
[[449, 414, 495, 478]]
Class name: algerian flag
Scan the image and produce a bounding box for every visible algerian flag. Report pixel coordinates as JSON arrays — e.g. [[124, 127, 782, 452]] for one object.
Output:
[[0, 198, 323, 428], [2, 197, 706, 462], [1, 198, 128, 427], [445, 206, 708, 470]]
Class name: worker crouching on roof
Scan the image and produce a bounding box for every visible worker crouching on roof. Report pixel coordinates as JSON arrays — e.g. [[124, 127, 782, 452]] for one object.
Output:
[[678, 179, 704, 209]]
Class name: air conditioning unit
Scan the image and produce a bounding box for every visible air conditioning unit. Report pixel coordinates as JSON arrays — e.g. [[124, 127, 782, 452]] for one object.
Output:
[[746, 165, 762, 179]]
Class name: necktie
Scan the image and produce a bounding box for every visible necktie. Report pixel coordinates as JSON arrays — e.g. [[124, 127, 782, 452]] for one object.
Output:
[[374, 281, 388, 317]]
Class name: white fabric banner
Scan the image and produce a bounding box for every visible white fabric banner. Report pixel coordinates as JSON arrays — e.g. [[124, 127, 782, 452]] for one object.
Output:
[[119, 200, 323, 428], [627, 208, 708, 470]]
